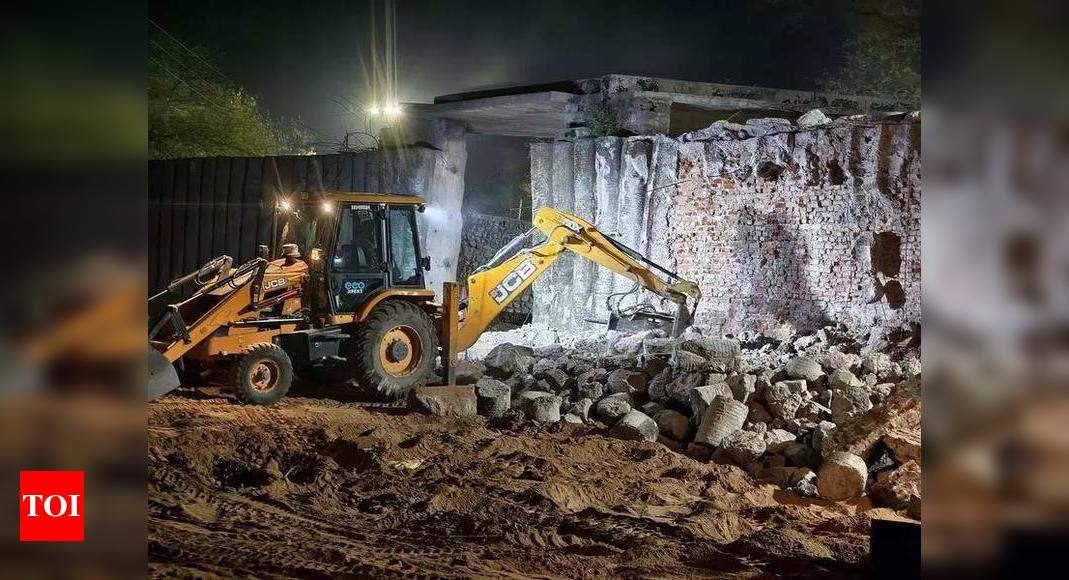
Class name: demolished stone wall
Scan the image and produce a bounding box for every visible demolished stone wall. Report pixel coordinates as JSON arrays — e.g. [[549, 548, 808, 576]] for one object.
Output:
[[529, 114, 921, 335], [458, 212, 533, 324]]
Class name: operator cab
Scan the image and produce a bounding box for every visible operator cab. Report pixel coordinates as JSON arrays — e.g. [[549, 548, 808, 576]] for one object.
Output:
[[278, 193, 430, 318]]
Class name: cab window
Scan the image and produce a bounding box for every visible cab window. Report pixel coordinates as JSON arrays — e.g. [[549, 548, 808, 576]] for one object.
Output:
[[387, 207, 421, 285], [331, 206, 382, 273]]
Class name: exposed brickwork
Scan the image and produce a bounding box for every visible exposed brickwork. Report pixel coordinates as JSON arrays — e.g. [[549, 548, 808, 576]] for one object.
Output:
[[528, 115, 921, 335]]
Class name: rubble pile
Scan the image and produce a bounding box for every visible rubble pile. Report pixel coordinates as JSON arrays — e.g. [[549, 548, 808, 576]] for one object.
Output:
[[456, 323, 921, 517]]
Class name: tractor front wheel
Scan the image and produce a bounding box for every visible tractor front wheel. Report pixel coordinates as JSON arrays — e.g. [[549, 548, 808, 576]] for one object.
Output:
[[351, 300, 438, 400], [231, 343, 293, 405]]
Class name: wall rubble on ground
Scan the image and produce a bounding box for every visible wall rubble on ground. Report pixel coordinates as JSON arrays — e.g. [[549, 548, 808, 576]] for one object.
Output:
[[457, 212, 533, 324], [528, 114, 921, 335]]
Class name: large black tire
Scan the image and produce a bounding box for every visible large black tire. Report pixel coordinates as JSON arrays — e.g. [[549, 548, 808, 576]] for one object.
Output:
[[230, 343, 293, 405], [351, 300, 438, 400]]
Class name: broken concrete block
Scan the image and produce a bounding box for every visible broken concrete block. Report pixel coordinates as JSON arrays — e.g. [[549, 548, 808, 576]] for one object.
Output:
[[409, 386, 477, 419], [531, 357, 559, 377], [765, 381, 805, 420], [654, 409, 690, 440], [699, 338, 741, 371], [828, 368, 863, 390], [680, 120, 746, 142], [645, 368, 672, 402], [744, 117, 793, 137], [673, 349, 708, 371], [515, 391, 561, 423], [882, 431, 921, 463], [475, 378, 511, 418], [483, 343, 535, 379], [454, 360, 484, 385], [542, 367, 571, 392], [688, 383, 732, 418], [817, 452, 868, 501], [595, 394, 632, 422], [606, 368, 647, 395], [764, 428, 796, 452], [786, 356, 824, 382], [727, 373, 757, 403], [577, 381, 605, 401], [563, 413, 584, 424], [721, 430, 767, 465], [567, 398, 593, 422], [831, 386, 873, 423], [790, 467, 819, 497], [869, 460, 921, 518], [611, 410, 659, 442], [666, 371, 704, 405], [797, 109, 831, 128], [812, 421, 836, 455], [861, 352, 893, 377], [577, 367, 608, 386], [820, 349, 860, 372], [695, 395, 748, 447], [797, 400, 832, 422]]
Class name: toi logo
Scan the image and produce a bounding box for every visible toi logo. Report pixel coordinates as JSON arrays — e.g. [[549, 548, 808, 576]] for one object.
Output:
[[19, 471, 84, 542]]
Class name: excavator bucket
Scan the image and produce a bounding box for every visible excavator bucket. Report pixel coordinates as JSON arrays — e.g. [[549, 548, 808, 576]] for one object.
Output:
[[148, 346, 181, 401]]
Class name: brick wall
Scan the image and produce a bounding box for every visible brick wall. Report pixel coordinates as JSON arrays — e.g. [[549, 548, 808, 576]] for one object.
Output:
[[528, 114, 921, 335]]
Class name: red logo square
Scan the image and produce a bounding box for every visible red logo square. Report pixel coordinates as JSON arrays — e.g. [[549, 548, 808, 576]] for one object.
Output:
[[19, 471, 84, 542]]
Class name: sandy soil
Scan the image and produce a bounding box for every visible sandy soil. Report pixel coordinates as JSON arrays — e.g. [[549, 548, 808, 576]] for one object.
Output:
[[149, 390, 901, 578]]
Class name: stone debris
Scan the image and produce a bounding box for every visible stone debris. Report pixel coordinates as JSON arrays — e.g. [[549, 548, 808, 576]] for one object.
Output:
[[462, 322, 921, 516], [786, 356, 824, 382], [817, 452, 868, 500], [721, 430, 767, 465], [475, 378, 511, 418], [611, 410, 659, 442], [695, 395, 748, 446], [653, 409, 690, 440], [515, 391, 562, 423], [797, 108, 831, 128], [595, 394, 632, 422], [410, 386, 478, 419]]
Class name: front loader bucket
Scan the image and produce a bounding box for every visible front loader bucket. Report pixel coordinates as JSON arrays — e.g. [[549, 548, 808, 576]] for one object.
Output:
[[148, 347, 181, 401]]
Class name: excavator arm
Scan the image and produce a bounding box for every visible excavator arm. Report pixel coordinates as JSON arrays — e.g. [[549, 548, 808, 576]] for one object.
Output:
[[455, 206, 702, 352]]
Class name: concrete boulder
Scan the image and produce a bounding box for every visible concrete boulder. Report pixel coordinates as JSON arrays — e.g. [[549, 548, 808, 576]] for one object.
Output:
[[474, 378, 511, 417], [483, 343, 535, 379], [653, 409, 690, 440], [595, 394, 632, 422], [727, 373, 756, 403], [831, 386, 873, 423], [765, 381, 806, 420], [515, 391, 561, 423], [699, 338, 741, 371], [828, 368, 863, 390], [786, 356, 824, 382], [870, 460, 921, 518], [721, 430, 767, 465], [763, 428, 796, 452], [611, 410, 659, 442], [695, 395, 748, 447], [817, 452, 868, 500], [688, 383, 732, 418], [606, 368, 647, 395], [410, 386, 477, 419]]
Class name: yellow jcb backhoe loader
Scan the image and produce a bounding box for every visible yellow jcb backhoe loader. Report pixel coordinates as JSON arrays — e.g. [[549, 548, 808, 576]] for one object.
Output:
[[148, 192, 701, 404]]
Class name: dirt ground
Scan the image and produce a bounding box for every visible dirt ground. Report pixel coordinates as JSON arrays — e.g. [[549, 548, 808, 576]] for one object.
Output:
[[149, 388, 905, 578]]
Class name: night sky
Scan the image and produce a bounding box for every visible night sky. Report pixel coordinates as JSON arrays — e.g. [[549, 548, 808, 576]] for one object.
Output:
[[150, 0, 850, 145]]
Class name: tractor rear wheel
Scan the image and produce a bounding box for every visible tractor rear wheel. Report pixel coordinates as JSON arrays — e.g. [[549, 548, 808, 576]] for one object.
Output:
[[351, 300, 438, 400], [231, 343, 293, 405]]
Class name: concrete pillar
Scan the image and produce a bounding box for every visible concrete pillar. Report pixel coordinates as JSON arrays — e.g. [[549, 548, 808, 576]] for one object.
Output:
[[644, 136, 680, 269], [550, 141, 576, 329], [592, 137, 622, 322], [387, 118, 466, 301], [572, 139, 597, 330], [617, 138, 651, 297], [529, 143, 554, 325]]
